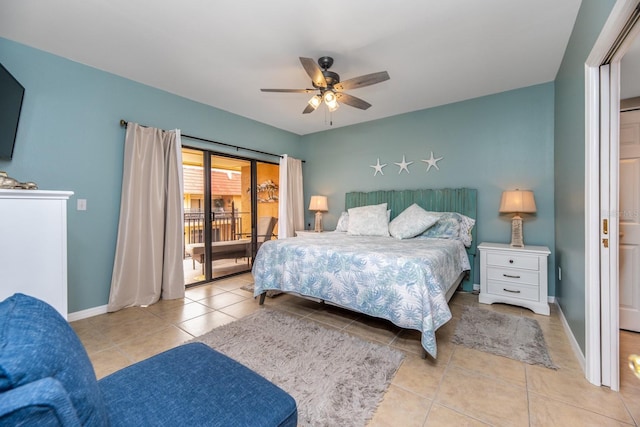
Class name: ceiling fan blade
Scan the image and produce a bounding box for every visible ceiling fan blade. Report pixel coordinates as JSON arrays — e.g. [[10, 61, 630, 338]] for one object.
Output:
[[335, 93, 372, 110], [299, 57, 327, 88], [302, 104, 316, 114], [334, 71, 390, 91], [260, 88, 316, 93]]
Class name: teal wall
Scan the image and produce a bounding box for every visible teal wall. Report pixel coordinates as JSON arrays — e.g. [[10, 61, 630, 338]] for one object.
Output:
[[0, 37, 303, 313], [1, 4, 626, 358], [554, 0, 617, 353], [302, 83, 556, 291]]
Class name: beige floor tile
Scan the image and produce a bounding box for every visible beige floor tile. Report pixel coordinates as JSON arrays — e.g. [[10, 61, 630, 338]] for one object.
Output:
[[344, 316, 401, 346], [449, 291, 478, 309], [307, 305, 360, 330], [95, 312, 171, 344], [76, 330, 115, 355], [621, 359, 640, 393], [80, 282, 640, 427], [118, 325, 193, 363], [529, 392, 633, 427], [392, 354, 447, 399], [434, 316, 458, 343], [177, 310, 236, 336], [546, 340, 584, 373], [272, 297, 322, 317], [89, 347, 133, 380], [449, 345, 527, 387], [436, 366, 529, 426], [367, 384, 430, 427], [619, 382, 640, 425], [151, 301, 213, 323], [184, 285, 225, 301], [198, 292, 248, 310], [142, 297, 189, 315], [392, 328, 427, 357], [526, 364, 634, 424], [87, 306, 156, 330], [229, 287, 255, 298], [218, 299, 264, 318], [391, 330, 453, 369], [70, 317, 96, 335], [425, 403, 490, 426], [213, 277, 251, 291]]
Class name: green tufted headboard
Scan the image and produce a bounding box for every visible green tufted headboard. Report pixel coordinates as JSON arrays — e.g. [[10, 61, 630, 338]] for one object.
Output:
[[345, 188, 477, 291]]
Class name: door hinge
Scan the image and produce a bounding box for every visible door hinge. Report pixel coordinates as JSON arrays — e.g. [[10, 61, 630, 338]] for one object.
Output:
[[603, 218, 608, 235], [603, 238, 609, 248]]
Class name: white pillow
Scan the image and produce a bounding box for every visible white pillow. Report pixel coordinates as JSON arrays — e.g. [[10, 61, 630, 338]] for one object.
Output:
[[335, 211, 349, 232], [347, 203, 390, 236], [337, 210, 390, 232], [389, 204, 441, 239]]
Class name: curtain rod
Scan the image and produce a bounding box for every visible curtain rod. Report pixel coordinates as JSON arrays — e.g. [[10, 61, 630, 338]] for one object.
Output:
[[119, 120, 304, 163]]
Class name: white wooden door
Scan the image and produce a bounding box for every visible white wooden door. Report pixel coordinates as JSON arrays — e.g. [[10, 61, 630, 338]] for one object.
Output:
[[620, 109, 640, 332]]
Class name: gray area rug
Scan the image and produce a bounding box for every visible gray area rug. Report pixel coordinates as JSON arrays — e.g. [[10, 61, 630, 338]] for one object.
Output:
[[192, 309, 404, 427], [452, 306, 557, 369]]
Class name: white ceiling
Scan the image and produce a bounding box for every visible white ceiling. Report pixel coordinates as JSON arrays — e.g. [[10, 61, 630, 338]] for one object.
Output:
[[0, 0, 582, 135]]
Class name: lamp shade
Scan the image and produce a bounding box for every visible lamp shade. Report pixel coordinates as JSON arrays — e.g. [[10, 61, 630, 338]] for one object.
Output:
[[309, 195, 328, 211], [499, 190, 537, 213]]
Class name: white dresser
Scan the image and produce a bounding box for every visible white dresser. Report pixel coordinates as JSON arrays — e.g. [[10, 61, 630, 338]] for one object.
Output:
[[0, 189, 73, 318], [478, 242, 551, 315]]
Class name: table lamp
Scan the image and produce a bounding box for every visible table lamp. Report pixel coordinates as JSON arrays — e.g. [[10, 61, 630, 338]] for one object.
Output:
[[308, 195, 328, 232], [499, 189, 537, 248]]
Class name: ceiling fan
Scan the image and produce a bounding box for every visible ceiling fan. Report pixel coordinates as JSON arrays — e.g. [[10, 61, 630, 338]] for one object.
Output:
[[260, 56, 390, 114]]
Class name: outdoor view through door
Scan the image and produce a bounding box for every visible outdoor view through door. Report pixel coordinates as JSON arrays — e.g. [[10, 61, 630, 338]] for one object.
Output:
[[182, 148, 279, 286]]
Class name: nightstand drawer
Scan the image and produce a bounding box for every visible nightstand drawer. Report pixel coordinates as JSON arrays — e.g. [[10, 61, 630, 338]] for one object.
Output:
[[487, 281, 539, 301], [486, 253, 539, 270], [487, 266, 539, 286]]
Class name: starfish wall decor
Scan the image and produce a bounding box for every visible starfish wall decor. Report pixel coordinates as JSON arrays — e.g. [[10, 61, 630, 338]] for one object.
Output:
[[369, 152, 443, 177]]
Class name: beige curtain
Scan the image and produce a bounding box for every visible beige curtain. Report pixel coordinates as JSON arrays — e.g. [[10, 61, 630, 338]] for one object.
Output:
[[278, 154, 304, 238], [108, 123, 185, 312]]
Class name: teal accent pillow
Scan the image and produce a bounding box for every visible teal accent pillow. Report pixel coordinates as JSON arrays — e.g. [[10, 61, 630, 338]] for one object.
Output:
[[418, 212, 475, 247], [389, 203, 441, 239]]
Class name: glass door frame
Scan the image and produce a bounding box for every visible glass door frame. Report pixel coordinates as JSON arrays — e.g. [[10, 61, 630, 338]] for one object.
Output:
[[183, 144, 277, 286]]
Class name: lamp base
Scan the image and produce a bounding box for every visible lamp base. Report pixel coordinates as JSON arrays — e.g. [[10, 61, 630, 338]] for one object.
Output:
[[314, 211, 323, 232], [510, 215, 524, 248]]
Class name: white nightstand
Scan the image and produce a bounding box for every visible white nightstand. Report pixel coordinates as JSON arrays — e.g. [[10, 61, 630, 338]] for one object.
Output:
[[478, 242, 551, 315]]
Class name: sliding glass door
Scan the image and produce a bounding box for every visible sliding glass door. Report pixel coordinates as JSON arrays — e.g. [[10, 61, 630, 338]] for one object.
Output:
[[182, 147, 278, 285]]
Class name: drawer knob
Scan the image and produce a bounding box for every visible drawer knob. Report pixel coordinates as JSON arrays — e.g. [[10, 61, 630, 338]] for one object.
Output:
[[503, 274, 521, 279], [504, 288, 521, 294], [509, 259, 514, 264]]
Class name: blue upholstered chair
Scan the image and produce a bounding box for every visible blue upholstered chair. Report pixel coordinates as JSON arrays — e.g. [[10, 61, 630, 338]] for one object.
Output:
[[0, 293, 297, 426]]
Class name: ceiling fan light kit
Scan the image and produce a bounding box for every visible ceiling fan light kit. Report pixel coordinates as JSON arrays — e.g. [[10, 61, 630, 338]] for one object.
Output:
[[261, 56, 390, 115], [308, 95, 322, 110]]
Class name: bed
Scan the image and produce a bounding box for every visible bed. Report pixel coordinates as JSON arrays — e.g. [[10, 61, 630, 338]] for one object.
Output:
[[252, 188, 477, 358]]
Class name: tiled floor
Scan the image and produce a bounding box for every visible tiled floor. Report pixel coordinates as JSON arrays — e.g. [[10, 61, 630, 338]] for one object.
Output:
[[71, 273, 640, 426]]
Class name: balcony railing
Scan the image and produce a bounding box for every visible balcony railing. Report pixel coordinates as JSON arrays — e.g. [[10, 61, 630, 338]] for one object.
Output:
[[184, 210, 248, 245]]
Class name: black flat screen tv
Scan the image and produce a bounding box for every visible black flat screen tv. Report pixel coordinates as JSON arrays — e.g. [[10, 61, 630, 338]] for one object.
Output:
[[0, 63, 25, 160]]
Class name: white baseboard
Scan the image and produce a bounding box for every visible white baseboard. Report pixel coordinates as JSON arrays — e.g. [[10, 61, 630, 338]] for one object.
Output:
[[555, 298, 586, 373], [68, 304, 108, 322], [547, 295, 556, 304]]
